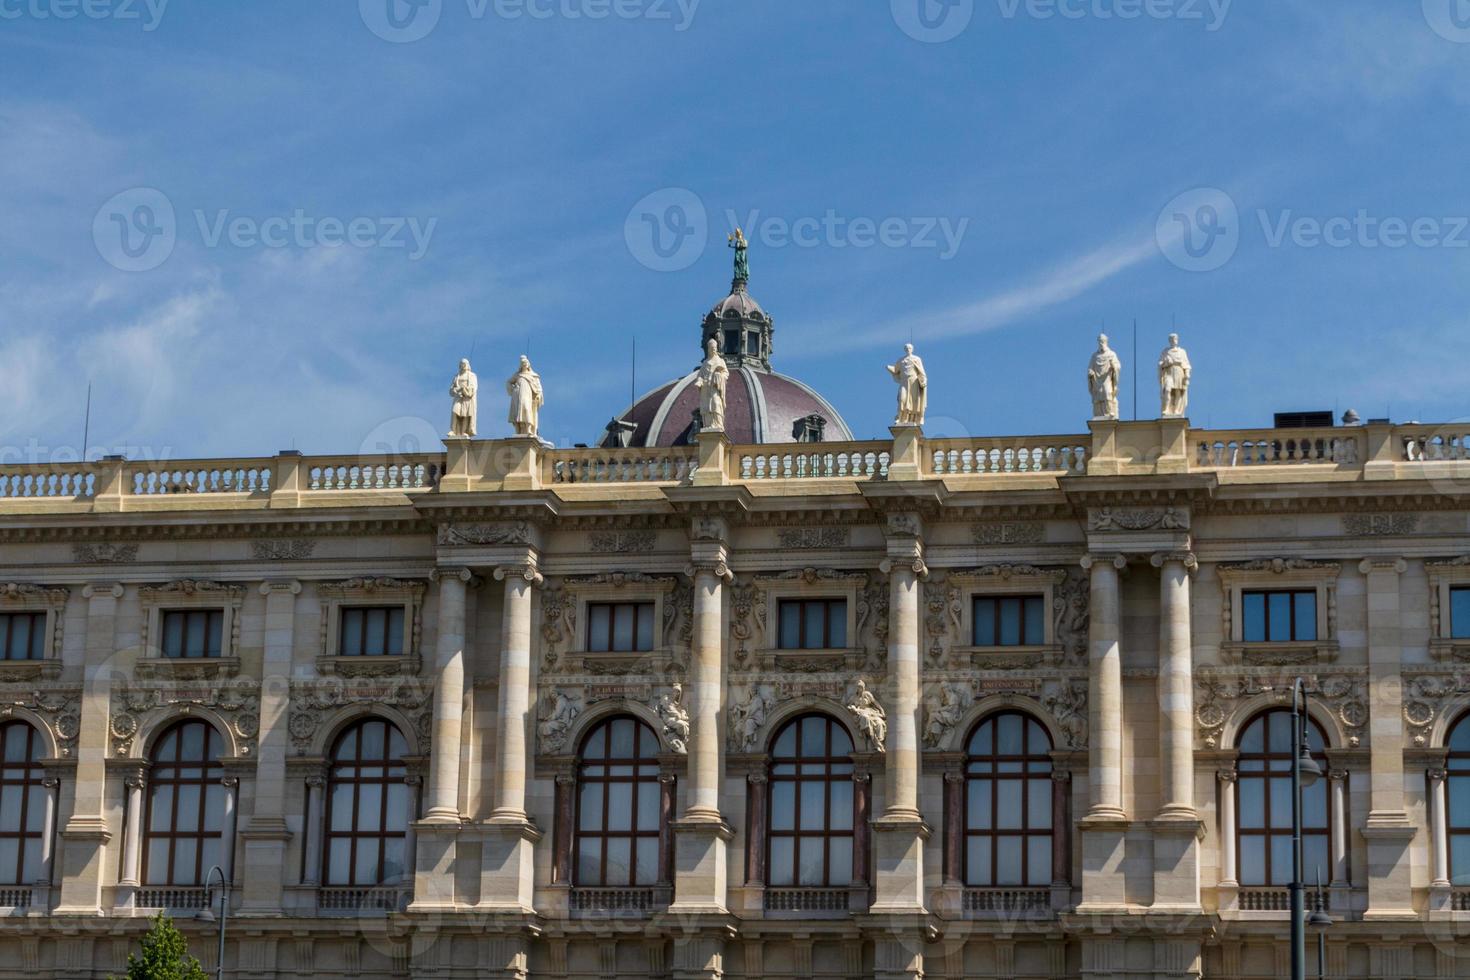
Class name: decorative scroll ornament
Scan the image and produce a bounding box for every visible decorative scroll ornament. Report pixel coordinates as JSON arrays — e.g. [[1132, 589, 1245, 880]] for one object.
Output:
[[655, 683, 690, 754], [250, 539, 316, 560], [1053, 568, 1090, 665], [539, 579, 573, 672], [285, 676, 431, 755], [730, 582, 764, 670], [1342, 513, 1419, 537], [588, 530, 656, 554], [857, 571, 890, 671], [1193, 673, 1368, 749], [538, 689, 583, 753], [972, 522, 1043, 546], [1041, 680, 1089, 748], [923, 571, 963, 668], [845, 679, 887, 753], [110, 677, 262, 756], [1401, 673, 1470, 746], [1088, 507, 1189, 532], [439, 521, 531, 546], [72, 543, 138, 563], [776, 527, 851, 550]]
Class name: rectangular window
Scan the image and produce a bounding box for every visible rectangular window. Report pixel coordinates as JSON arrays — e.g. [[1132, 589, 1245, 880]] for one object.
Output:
[[972, 595, 1045, 646], [1242, 590, 1316, 642], [586, 601, 655, 653], [0, 613, 45, 662], [1451, 587, 1470, 640], [777, 599, 847, 650], [160, 609, 224, 659], [339, 606, 405, 656]]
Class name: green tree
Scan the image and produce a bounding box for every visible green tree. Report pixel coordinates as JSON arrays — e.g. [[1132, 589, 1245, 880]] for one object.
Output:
[[113, 913, 209, 980]]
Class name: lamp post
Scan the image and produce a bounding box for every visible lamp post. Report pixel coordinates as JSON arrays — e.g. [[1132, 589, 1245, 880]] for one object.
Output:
[[199, 865, 229, 980], [1290, 678, 1323, 980], [1309, 867, 1333, 979]]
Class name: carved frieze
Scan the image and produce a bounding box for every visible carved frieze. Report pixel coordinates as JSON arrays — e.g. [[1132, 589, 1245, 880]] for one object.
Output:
[[251, 539, 316, 560], [972, 521, 1044, 546], [438, 522, 531, 546], [1342, 514, 1419, 537], [72, 543, 137, 563], [588, 530, 656, 554], [1088, 507, 1188, 532], [286, 676, 431, 755], [0, 687, 82, 757], [110, 677, 261, 756], [1401, 673, 1470, 747], [775, 527, 851, 550], [1194, 672, 1367, 749]]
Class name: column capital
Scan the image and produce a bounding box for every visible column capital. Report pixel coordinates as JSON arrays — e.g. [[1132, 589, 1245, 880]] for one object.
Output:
[[686, 558, 734, 585], [122, 765, 149, 790], [81, 582, 125, 600], [1150, 551, 1198, 571], [305, 771, 327, 789], [432, 566, 480, 587], [1357, 557, 1407, 575], [258, 579, 303, 596], [1081, 553, 1128, 572], [493, 561, 543, 586], [879, 556, 929, 581], [1427, 767, 1447, 783], [1217, 768, 1238, 783]]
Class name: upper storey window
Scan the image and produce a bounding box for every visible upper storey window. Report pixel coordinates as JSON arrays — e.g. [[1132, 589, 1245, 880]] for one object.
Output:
[[778, 599, 847, 650], [972, 595, 1045, 647], [587, 602, 655, 654], [1451, 587, 1470, 639], [0, 613, 45, 662], [1242, 590, 1317, 643], [160, 609, 224, 659], [339, 606, 405, 657]]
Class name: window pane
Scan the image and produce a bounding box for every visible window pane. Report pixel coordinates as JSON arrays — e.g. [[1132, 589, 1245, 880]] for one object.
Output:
[[969, 721, 993, 756], [967, 780, 992, 830], [799, 781, 825, 831], [1027, 835, 1051, 886], [974, 599, 995, 646], [186, 612, 206, 658], [997, 714, 1023, 755], [1023, 596, 1045, 645], [355, 842, 380, 885], [1302, 781, 1327, 828], [995, 836, 1022, 885], [24, 791, 43, 833], [609, 719, 635, 758], [326, 838, 351, 885], [1294, 593, 1317, 641], [1239, 836, 1265, 885], [637, 782, 660, 831], [1452, 836, 1470, 886], [1268, 778, 1292, 829], [636, 603, 655, 651], [779, 602, 800, 649], [588, 605, 610, 652], [1452, 588, 1470, 639], [161, 612, 184, 658], [385, 783, 410, 831], [1269, 836, 1292, 886], [1242, 593, 1266, 642], [998, 598, 1022, 646], [801, 717, 826, 756], [613, 605, 634, 652], [798, 837, 824, 885], [1450, 776, 1470, 826], [828, 838, 853, 886], [996, 780, 1023, 829], [803, 601, 824, 649], [1028, 780, 1052, 829], [769, 839, 793, 886], [771, 782, 795, 831], [634, 838, 658, 885], [21, 839, 40, 884], [829, 603, 847, 648], [605, 838, 631, 885], [357, 784, 383, 832], [578, 783, 602, 831], [576, 837, 601, 884], [329, 784, 355, 831], [1303, 836, 1330, 888], [1267, 593, 1292, 642], [1268, 712, 1293, 753], [1239, 780, 1264, 829], [203, 784, 224, 832], [829, 781, 853, 831], [174, 842, 197, 885], [383, 839, 405, 882], [0, 839, 17, 886], [0, 788, 20, 833], [145, 839, 170, 885], [6, 618, 31, 663], [607, 783, 632, 832], [966, 837, 991, 885], [341, 610, 363, 656]]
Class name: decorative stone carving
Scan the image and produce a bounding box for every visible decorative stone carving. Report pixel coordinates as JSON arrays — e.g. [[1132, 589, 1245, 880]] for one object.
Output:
[[886, 344, 927, 427], [1220, 558, 1341, 576], [506, 355, 544, 438], [728, 684, 776, 752], [72, 543, 137, 563], [1089, 507, 1189, 532], [1400, 673, 1470, 746], [1343, 513, 1419, 537], [285, 676, 432, 755], [922, 681, 974, 748], [1088, 333, 1122, 420], [110, 677, 262, 756], [1053, 567, 1090, 665], [1193, 672, 1368, 749], [449, 358, 478, 438], [315, 577, 427, 675], [694, 339, 728, 433], [972, 521, 1044, 546], [1157, 333, 1192, 418], [1042, 680, 1089, 749], [775, 527, 851, 550], [845, 679, 887, 753], [588, 530, 656, 554], [438, 522, 531, 546], [538, 689, 582, 753], [251, 539, 316, 560], [655, 683, 689, 754], [0, 687, 82, 756], [923, 571, 963, 668], [857, 571, 890, 671], [729, 582, 764, 670]]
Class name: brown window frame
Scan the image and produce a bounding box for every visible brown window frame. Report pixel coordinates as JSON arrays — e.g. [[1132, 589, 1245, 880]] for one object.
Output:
[[0, 722, 44, 886], [962, 711, 1054, 887], [766, 714, 855, 888], [1241, 589, 1317, 643], [338, 606, 405, 657], [142, 720, 225, 887], [585, 602, 655, 654], [971, 595, 1046, 647], [322, 718, 410, 887], [776, 598, 848, 651], [1235, 710, 1331, 887], [1448, 710, 1470, 885], [160, 608, 224, 659], [573, 716, 662, 887], [0, 612, 46, 662]]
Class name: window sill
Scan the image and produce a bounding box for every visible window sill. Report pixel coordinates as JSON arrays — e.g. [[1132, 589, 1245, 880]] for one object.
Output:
[[1220, 640, 1339, 666], [758, 648, 865, 672], [315, 654, 421, 677], [958, 644, 1062, 669], [0, 660, 61, 682], [135, 656, 239, 680], [1430, 638, 1470, 663], [572, 648, 675, 676]]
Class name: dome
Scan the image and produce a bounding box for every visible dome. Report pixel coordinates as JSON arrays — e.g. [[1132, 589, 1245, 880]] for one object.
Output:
[[599, 237, 852, 448]]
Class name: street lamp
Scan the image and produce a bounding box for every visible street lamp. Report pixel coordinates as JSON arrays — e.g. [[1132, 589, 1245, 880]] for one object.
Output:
[[1290, 678, 1323, 980], [1308, 867, 1333, 980], [197, 865, 229, 980]]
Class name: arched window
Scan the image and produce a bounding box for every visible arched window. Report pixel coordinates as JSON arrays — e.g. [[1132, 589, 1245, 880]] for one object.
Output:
[[575, 716, 662, 887], [323, 719, 410, 886], [1236, 710, 1329, 886], [143, 720, 225, 886], [768, 714, 854, 887], [963, 711, 1054, 886], [1449, 712, 1470, 886], [0, 722, 45, 885]]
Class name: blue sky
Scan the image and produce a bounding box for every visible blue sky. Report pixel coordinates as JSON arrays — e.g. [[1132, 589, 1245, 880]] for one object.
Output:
[[3, 0, 1469, 462]]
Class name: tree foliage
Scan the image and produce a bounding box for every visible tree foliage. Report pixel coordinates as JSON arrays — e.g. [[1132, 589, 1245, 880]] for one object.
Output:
[[114, 913, 209, 980]]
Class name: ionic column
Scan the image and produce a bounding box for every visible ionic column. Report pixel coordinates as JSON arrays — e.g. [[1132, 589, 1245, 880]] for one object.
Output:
[[1152, 552, 1198, 820], [1330, 769, 1351, 887], [490, 561, 541, 821], [401, 774, 421, 882], [744, 774, 767, 886], [119, 768, 147, 898], [942, 771, 963, 884], [37, 777, 58, 887], [301, 772, 326, 886], [426, 567, 473, 822], [219, 776, 239, 886], [551, 770, 575, 885], [852, 770, 872, 886], [685, 559, 731, 820], [1218, 769, 1238, 887], [1051, 770, 1073, 887], [1082, 555, 1126, 821], [1428, 768, 1450, 888]]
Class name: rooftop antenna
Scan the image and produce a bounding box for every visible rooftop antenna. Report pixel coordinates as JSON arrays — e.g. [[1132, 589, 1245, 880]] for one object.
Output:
[[81, 383, 92, 462]]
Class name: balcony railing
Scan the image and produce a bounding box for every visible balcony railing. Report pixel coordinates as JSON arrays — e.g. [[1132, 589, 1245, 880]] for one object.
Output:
[[1194, 428, 1361, 468], [1452, 888, 1470, 912], [0, 887, 31, 910], [929, 437, 1088, 476], [137, 887, 211, 910], [763, 887, 853, 913], [736, 442, 890, 481], [962, 887, 1052, 914], [544, 447, 697, 485], [317, 885, 410, 913], [1238, 888, 1330, 912], [567, 886, 669, 914]]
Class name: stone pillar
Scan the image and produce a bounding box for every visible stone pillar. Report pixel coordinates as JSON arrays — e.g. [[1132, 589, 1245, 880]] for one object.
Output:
[[1358, 558, 1417, 920], [1428, 768, 1450, 889], [301, 772, 325, 886], [481, 559, 543, 912], [1217, 770, 1238, 889], [55, 583, 121, 915], [1330, 769, 1351, 888], [1051, 770, 1073, 909], [551, 771, 575, 885], [1150, 552, 1202, 913], [870, 512, 929, 916], [37, 777, 58, 890], [1076, 555, 1128, 914], [671, 517, 733, 915], [426, 568, 472, 822], [942, 771, 963, 884], [239, 580, 298, 915], [219, 776, 239, 886], [744, 774, 767, 886], [401, 774, 421, 883], [118, 768, 146, 904]]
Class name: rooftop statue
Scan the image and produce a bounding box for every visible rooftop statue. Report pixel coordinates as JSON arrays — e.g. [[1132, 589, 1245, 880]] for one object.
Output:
[[1158, 333, 1192, 418], [886, 343, 928, 427], [448, 358, 478, 438], [694, 338, 729, 433], [507, 355, 544, 438], [728, 227, 749, 282], [1088, 334, 1122, 420]]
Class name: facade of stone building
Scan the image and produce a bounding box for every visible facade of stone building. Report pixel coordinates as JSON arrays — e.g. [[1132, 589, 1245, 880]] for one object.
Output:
[[0, 273, 1469, 980]]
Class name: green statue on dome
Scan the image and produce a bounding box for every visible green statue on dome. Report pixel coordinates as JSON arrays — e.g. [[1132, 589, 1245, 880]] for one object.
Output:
[[728, 227, 749, 282]]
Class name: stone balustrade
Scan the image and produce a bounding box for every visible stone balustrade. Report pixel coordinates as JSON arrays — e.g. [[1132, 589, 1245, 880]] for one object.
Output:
[[927, 436, 1088, 476]]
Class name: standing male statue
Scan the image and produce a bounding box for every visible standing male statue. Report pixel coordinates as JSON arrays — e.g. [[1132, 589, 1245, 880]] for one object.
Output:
[[1157, 333, 1192, 418], [448, 358, 478, 438], [728, 227, 749, 282], [1087, 334, 1122, 420], [886, 343, 928, 426], [694, 338, 729, 432], [506, 355, 544, 438]]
